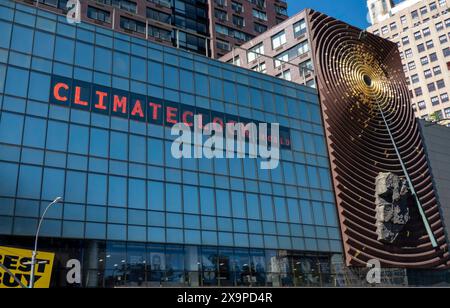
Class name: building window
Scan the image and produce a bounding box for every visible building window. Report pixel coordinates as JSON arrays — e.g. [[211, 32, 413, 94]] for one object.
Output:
[[252, 62, 266, 73], [408, 61, 416, 70], [423, 27, 431, 37], [430, 52, 438, 62], [402, 36, 410, 45], [215, 0, 227, 7], [441, 93, 449, 103], [277, 69, 291, 81], [445, 108, 450, 119], [411, 74, 420, 84], [231, 1, 244, 13], [417, 44, 425, 53], [437, 79, 446, 89], [424, 69, 432, 79], [87, 6, 111, 23], [436, 22, 444, 32], [148, 0, 171, 8], [275, 5, 287, 16], [216, 39, 230, 51], [400, 15, 407, 24], [271, 31, 286, 49], [249, 0, 265, 7], [232, 15, 245, 27], [411, 10, 419, 19], [420, 56, 429, 65], [274, 40, 309, 67], [418, 100, 426, 110], [426, 40, 434, 49], [414, 31, 422, 40], [405, 48, 414, 57], [433, 66, 442, 75], [446, 18, 450, 28], [430, 1, 438, 10], [415, 87, 423, 97], [214, 9, 228, 21], [120, 16, 146, 34], [381, 26, 388, 35], [427, 82, 437, 92], [293, 19, 307, 37], [252, 9, 267, 21], [443, 47, 450, 57], [431, 96, 440, 106], [96, 0, 137, 13], [148, 25, 172, 41], [390, 22, 397, 31], [147, 8, 171, 24], [247, 43, 264, 62], [439, 34, 448, 44], [254, 23, 267, 33], [420, 6, 428, 15]]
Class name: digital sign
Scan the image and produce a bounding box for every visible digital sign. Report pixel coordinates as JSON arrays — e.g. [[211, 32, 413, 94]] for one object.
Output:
[[50, 76, 292, 149]]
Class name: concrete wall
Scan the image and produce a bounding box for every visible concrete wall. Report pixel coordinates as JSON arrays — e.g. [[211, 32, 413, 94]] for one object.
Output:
[[420, 119, 450, 236]]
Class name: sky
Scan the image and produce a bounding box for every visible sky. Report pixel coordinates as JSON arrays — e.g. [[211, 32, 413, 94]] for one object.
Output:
[[287, 0, 371, 29]]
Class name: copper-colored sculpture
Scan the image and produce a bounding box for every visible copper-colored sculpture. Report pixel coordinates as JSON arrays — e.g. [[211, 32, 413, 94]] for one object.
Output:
[[306, 9, 450, 268]]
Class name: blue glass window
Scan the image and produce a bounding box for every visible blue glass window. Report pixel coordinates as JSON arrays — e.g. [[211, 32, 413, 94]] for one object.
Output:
[[164, 65, 178, 90], [131, 56, 146, 81], [180, 69, 194, 93], [129, 178, 146, 209], [11, 25, 33, 53], [0, 20, 12, 49], [260, 195, 274, 221], [46, 121, 68, 151], [216, 189, 231, 217], [148, 61, 163, 86], [68, 124, 89, 154], [5, 66, 29, 97], [129, 135, 145, 163], [113, 52, 130, 77], [55, 36, 75, 64], [90, 128, 109, 157], [75, 41, 94, 69], [0, 112, 24, 145], [231, 191, 246, 218], [42, 168, 65, 202], [17, 165, 42, 199], [33, 31, 54, 59], [300, 200, 314, 225], [87, 174, 107, 205], [148, 181, 164, 211], [246, 193, 260, 220], [274, 197, 288, 222], [110, 131, 128, 160], [94, 46, 112, 73], [28, 72, 51, 102], [108, 207, 126, 224], [108, 176, 127, 207], [148, 138, 163, 165], [0, 162, 18, 197], [183, 185, 199, 214], [65, 171, 86, 203], [199, 187, 215, 216], [166, 183, 181, 213]]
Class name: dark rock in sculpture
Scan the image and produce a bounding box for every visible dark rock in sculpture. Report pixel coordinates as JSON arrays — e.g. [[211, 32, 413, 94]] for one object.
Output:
[[375, 172, 411, 244]]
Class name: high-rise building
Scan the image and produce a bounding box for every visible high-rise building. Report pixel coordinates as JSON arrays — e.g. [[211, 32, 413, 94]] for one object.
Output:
[[210, 0, 288, 58], [219, 10, 315, 87], [19, 0, 287, 59], [367, 0, 450, 126]]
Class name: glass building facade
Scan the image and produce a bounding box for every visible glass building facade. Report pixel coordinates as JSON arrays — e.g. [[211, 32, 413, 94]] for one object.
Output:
[[0, 0, 343, 287]]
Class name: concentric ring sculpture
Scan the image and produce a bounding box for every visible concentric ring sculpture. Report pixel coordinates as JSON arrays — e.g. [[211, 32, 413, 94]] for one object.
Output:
[[307, 10, 450, 268]]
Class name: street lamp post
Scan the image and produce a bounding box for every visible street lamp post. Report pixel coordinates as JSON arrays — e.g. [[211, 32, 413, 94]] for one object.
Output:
[[29, 197, 63, 288]]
